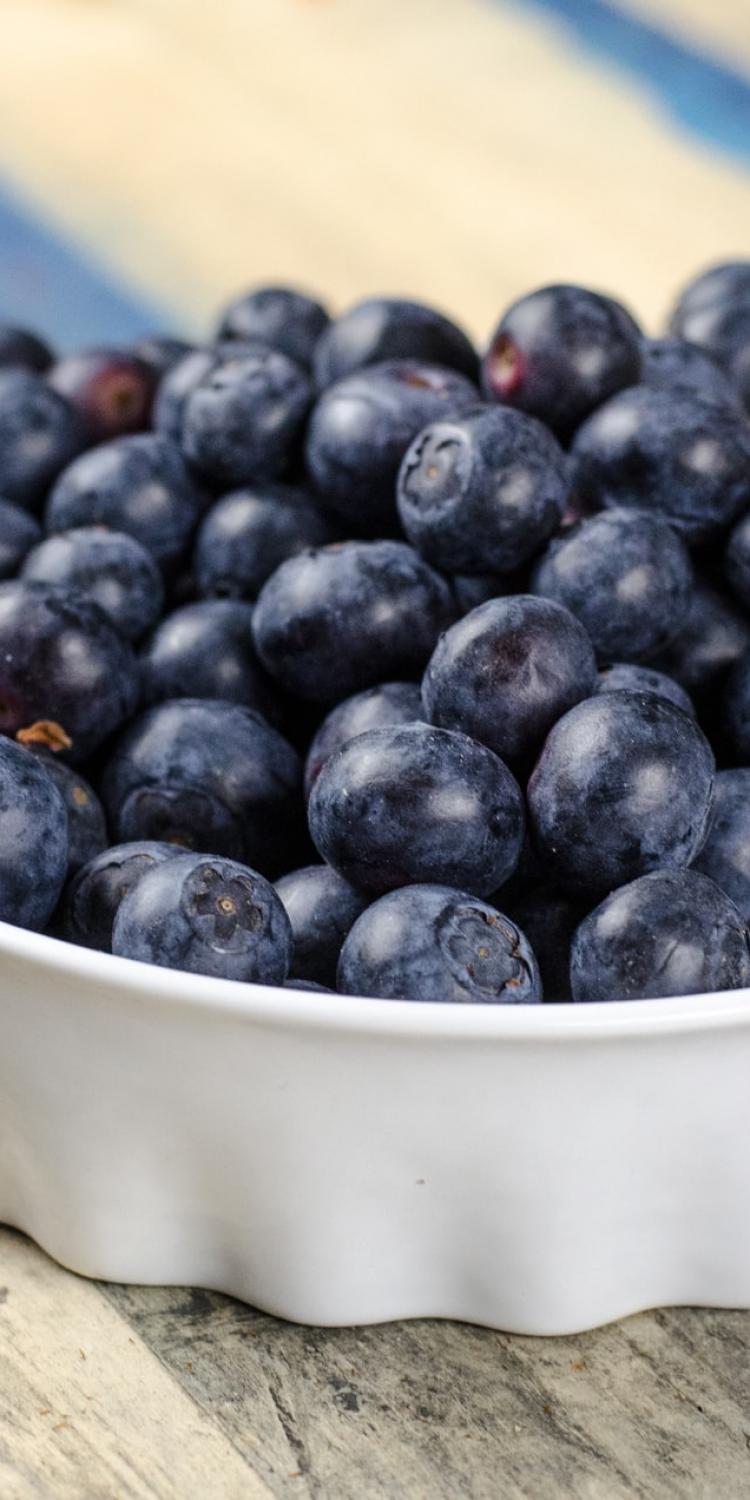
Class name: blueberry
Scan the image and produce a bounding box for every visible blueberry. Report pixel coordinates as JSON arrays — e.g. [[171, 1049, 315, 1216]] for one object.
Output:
[[308, 722, 524, 898], [131, 336, 194, 381], [396, 405, 569, 576], [481, 284, 641, 440], [528, 691, 715, 894], [651, 580, 750, 694], [505, 886, 587, 1001], [46, 434, 205, 573], [691, 770, 750, 919], [217, 286, 330, 369], [450, 571, 524, 614], [48, 348, 157, 442], [22, 526, 164, 641], [722, 652, 750, 762], [0, 499, 41, 578], [570, 386, 750, 545], [284, 978, 333, 993], [669, 262, 750, 331], [337, 885, 541, 1004], [570, 869, 750, 1002], [594, 663, 695, 718], [0, 580, 139, 761], [0, 371, 84, 511], [112, 851, 292, 983], [194, 484, 339, 601], [0, 325, 53, 374], [422, 595, 596, 766], [153, 347, 218, 445], [713, 322, 748, 413], [313, 298, 478, 389], [274, 864, 368, 987], [140, 599, 282, 723], [490, 826, 548, 910], [0, 737, 68, 929], [30, 753, 107, 876], [253, 540, 455, 703], [531, 508, 693, 663], [639, 337, 739, 407], [154, 344, 270, 446], [182, 348, 312, 488], [676, 307, 750, 416], [101, 699, 302, 876], [305, 360, 478, 532], [164, 567, 200, 611], [304, 681, 423, 798], [668, 261, 750, 412], [724, 510, 750, 613], [58, 840, 183, 951]]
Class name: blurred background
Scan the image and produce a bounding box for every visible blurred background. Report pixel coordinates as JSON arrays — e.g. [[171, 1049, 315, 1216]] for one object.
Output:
[[0, 0, 748, 348]]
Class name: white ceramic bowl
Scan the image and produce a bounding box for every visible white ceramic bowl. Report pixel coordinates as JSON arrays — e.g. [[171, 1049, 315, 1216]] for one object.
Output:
[[1, 917, 749, 1335]]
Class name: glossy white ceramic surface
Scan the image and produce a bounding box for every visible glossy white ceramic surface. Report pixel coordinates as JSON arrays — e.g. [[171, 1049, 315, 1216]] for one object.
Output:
[[0, 919, 748, 1334]]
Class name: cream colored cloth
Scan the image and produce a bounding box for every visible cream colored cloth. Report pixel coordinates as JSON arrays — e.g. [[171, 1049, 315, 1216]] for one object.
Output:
[[0, 0, 747, 336]]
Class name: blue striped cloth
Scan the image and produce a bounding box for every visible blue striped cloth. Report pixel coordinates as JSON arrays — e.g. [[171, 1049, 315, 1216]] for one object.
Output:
[[0, 0, 747, 347]]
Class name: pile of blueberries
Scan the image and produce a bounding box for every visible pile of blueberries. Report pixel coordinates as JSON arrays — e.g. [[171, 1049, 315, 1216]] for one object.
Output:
[[1, 265, 750, 1006]]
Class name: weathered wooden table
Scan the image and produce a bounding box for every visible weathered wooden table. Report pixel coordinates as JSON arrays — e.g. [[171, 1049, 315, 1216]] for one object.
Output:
[[1, 1227, 747, 1498]]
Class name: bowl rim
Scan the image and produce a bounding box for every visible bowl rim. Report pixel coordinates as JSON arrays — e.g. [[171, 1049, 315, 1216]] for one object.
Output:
[[3, 919, 750, 1042]]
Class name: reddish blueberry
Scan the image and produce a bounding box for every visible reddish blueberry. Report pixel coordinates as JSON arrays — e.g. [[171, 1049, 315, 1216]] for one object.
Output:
[[48, 348, 157, 442], [482, 284, 642, 439]]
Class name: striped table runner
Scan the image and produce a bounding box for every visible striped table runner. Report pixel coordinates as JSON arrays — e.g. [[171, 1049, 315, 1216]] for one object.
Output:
[[0, 0, 747, 345]]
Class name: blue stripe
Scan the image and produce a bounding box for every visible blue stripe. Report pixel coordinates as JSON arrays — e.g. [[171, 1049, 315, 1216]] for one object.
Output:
[[504, 0, 750, 168], [0, 176, 180, 351]]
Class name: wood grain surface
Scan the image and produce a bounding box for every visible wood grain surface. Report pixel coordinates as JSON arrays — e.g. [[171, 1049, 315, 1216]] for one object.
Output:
[[0, 2, 749, 1495], [0, 1228, 746, 1498]]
